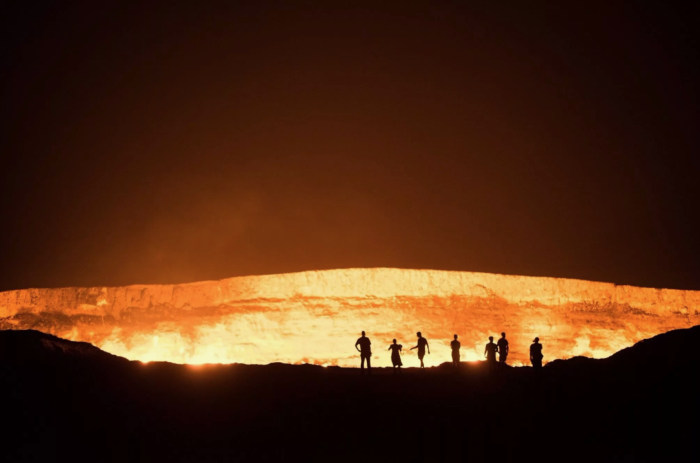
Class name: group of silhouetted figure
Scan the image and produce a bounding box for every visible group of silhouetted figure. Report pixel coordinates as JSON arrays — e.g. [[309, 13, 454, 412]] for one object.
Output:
[[355, 331, 544, 374]]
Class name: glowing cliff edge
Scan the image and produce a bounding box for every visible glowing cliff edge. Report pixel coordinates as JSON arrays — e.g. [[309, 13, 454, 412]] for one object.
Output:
[[1, 268, 698, 367]]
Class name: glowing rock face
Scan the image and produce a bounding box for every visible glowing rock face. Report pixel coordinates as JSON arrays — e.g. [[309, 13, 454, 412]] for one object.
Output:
[[1, 268, 698, 367]]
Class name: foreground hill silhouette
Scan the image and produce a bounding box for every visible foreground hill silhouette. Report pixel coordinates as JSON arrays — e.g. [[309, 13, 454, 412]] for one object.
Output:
[[2, 328, 699, 462], [0, 329, 127, 365]]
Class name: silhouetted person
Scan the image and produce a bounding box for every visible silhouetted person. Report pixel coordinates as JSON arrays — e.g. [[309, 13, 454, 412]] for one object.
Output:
[[497, 332, 509, 368], [388, 339, 403, 374], [484, 336, 498, 373], [450, 334, 461, 370], [410, 332, 430, 368], [355, 331, 372, 374], [530, 337, 543, 369]]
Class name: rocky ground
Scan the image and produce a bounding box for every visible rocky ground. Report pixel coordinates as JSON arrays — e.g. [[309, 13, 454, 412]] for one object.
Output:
[[1, 327, 699, 462]]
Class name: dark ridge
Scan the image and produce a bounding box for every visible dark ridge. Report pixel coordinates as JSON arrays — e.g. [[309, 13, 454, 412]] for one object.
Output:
[[607, 324, 700, 366], [545, 324, 700, 373], [0, 329, 128, 365]]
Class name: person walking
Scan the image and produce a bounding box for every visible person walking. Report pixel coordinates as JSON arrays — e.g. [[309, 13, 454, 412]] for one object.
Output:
[[530, 337, 543, 369], [388, 339, 403, 374], [450, 334, 461, 371], [497, 332, 509, 368], [410, 332, 430, 368], [355, 331, 372, 374], [484, 336, 498, 373]]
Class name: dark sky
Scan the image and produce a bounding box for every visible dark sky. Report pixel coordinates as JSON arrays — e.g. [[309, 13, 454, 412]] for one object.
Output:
[[2, 1, 699, 291]]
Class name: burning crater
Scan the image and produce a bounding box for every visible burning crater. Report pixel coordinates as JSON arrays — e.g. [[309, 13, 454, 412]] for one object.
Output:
[[1, 268, 698, 367]]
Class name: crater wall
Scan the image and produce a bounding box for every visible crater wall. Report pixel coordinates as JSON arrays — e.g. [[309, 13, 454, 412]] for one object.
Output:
[[1, 268, 698, 366]]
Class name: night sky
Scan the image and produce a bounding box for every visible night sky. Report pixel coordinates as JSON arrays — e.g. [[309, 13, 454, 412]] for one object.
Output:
[[2, 2, 699, 291]]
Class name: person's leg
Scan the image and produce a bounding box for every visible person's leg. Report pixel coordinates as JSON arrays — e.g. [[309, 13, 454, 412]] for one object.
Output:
[[367, 356, 371, 373], [360, 356, 366, 373]]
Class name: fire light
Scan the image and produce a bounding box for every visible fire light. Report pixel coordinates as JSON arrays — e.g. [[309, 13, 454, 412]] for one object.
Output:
[[1, 268, 698, 367]]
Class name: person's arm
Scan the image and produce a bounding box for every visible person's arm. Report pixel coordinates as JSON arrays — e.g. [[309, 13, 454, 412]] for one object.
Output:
[[355, 340, 361, 353], [426, 340, 430, 354], [410, 345, 417, 350], [484, 345, 487, 357]]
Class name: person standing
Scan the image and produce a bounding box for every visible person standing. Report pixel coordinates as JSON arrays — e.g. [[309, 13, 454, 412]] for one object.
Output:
[[497, 332, 509, 368], [410, 332, 430, 368], [355, 331, 372, 374], [530, 337, 543, 369], [484, 336, 498, 373], [450, 334, 461, 370], [388, 339, 403, 374]]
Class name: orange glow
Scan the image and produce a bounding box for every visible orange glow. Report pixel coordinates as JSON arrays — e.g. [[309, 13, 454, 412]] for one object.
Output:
[[1, 268, 698, 367]]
